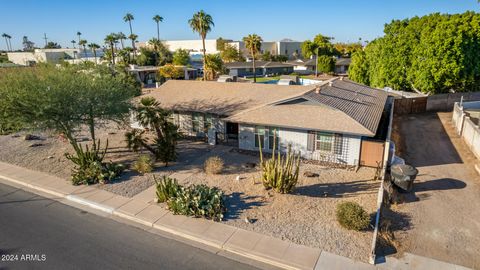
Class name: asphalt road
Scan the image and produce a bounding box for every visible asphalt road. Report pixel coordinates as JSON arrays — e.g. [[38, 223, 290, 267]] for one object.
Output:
[[0, 182, 259, 270]]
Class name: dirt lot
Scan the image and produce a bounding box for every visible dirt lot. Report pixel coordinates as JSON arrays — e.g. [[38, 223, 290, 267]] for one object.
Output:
[[0, 125, 379, 262], [391, 112, 480, 269]]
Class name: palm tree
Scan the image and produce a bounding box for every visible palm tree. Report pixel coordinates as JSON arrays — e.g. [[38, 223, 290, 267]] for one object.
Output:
[[153, 15, 163, 40], [149, 38, 162, 66], [104, 33, 117, 65], [123, 13, 136, 57], [2, 33, 11, 51], [128, 33, 138, 51], [117, 32, 126, 49], [79, 39, 88, 58], [188, 10, 214, 81], [71, 40, 76, 49], [204, 54, 223, 80], [88, 43, 100, 64], [76, 31, 82, 45], [243, 34, 263, 83]]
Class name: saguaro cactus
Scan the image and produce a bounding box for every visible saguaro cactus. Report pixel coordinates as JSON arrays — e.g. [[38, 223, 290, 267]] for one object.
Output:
[[259, 132, 301, 194]]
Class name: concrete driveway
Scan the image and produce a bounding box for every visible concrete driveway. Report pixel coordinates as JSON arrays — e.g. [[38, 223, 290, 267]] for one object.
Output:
[[392, 112, 480, 269]]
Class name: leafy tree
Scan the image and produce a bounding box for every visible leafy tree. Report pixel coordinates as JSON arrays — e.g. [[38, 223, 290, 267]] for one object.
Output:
[[117, 47, 133, 65], [243, 34, 263, 82], [261, 51, 273, 61], [44, 41, 61, 49], [334, 42, 363, 57], [153, 15, 164, 40], [0, 64, 137, 154], [189, 10, 214, 80], [204, 54, 223, 80], [317, 55, 335, 74], [158, 64, 184, 79], [137, 44, 172, 66], [216, 37, 230, 51], [126, 97, 179, 166], [349, 12, 480, 94], [220, 44, 243, 62], [172, 48, 190, 66]]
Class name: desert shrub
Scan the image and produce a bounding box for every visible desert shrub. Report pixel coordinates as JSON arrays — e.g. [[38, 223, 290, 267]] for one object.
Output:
[[132, 155, 153, 174], [66, 140, 124, 185], [336, 201, 371, 231], [259, 136, 300, 194], [155, 176, 182, 203], [154, 176, 225, 221], [204, 156, 224, 174]]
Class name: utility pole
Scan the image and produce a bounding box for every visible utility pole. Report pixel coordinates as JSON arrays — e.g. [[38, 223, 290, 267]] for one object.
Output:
[[43, 33, 48, 47]]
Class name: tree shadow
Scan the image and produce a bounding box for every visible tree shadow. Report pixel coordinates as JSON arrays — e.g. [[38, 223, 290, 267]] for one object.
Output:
[[293, 179, 378, 198], [396, 113, 462, 167], [223, 192, 265, 220]]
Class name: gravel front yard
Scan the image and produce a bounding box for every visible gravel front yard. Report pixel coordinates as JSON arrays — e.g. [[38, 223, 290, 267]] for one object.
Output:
[[0, 126, 379, 262]]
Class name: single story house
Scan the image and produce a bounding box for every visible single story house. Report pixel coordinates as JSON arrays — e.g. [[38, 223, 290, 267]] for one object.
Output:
[[141, 78, 392, 167], [225, 61, 294, 77], [128, 65, 198, 85], [335, 58, 351, 75]]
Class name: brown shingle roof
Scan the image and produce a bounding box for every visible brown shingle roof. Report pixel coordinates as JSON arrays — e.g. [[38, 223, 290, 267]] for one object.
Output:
[[145, 78, 387, 136], [143, 80, 313, 116]]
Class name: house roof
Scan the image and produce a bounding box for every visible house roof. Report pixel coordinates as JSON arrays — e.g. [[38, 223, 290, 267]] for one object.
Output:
[[225, 61, 294, 69], [287, 57, 351, 67], [143, 80, 314, 116], [335, 58, 351, 66], [225, 78, 388, 136], [145, 78, 388, 137]]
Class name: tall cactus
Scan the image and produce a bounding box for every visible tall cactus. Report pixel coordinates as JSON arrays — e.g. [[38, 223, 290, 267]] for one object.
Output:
[[259, 131, 301, 194]]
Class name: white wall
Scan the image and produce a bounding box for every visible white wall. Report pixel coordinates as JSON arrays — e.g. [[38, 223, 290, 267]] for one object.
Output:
[[238, 124, 361, 165]]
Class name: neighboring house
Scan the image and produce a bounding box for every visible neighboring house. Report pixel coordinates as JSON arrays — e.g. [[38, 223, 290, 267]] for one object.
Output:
[[7, 48, 79, 66], [335, 58, 351, 74], [287, 59, 316, 74], [137, 39, 220, 55], [128, 65, 198, 85], [228, 39, 302, 60], [225, 61, 294, 77], [141, 78, 393, 166]]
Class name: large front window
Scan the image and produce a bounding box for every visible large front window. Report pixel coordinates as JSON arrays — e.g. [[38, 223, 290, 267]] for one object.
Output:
[[204, 113, 214, 131], [192, 112, 203, 133], [315, 132, 334, 152], [268, 128, 279, 150], [254, 126, 265, 149]]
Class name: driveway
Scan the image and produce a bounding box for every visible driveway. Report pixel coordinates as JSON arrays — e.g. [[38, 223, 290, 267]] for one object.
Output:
[[392, 112, 480, 269]]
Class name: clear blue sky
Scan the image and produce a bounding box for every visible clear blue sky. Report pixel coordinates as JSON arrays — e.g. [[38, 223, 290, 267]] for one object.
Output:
[[1, 0, 478, 50]]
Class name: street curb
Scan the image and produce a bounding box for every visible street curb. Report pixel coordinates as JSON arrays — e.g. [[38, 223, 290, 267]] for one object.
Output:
[[66, 195, 115, 214], [0, 174, 306, 270]]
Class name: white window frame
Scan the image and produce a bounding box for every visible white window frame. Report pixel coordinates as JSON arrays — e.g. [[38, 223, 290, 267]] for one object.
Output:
[[315, 132, 334, 153]]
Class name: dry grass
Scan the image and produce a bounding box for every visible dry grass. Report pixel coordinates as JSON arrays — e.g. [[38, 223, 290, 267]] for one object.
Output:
[[204, 156, 224, 174]]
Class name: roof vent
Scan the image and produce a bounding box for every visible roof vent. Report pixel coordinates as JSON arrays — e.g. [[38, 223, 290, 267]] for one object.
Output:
[[315, 85, 321, 94], [328, 81, 333, 87], [340, 76, 344, 81]]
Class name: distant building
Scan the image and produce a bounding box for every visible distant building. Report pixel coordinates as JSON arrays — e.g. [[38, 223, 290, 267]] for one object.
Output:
[[137, 39, 303, 60], [7, 48, 78, 66], [334, 58, 351, 75], [225, 61, 294, 77], [128, 65, 198, 86]]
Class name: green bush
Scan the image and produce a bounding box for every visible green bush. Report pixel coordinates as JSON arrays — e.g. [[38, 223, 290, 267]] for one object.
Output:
[[132, 155, 153, 174], [155, 176, 182, 203], [204, 156, 224, 174], [154, 176, 225, 221], [66, 140, 124, 185], [336, 201, 371, 231]]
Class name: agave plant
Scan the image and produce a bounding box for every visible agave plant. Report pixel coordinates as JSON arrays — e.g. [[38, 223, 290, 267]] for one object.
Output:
[[259, 133, 301, 194]]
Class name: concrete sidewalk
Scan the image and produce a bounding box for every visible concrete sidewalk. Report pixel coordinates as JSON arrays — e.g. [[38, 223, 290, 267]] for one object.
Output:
[[0, 161, 471, 270]]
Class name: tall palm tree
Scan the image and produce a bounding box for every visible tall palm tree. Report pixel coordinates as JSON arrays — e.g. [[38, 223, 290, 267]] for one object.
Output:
[[243, 34, 263, 83], [152, 15, 163, 40], [123, 13, 136, 57], [104, 33, 118, 65], [79, 39, 88, 58], [149, 38, 161, 66], [76, 31, 82, 45], [128, 33, 138, 51], [117, 32, 126, 49], [71, 40, 76, 49], [88, 43, 100, 64], [188, 10, 214, 81], [2, 33, 11, 51]]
